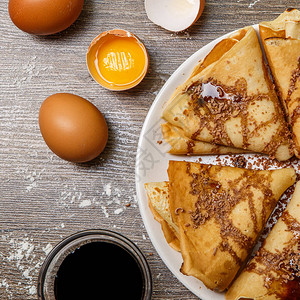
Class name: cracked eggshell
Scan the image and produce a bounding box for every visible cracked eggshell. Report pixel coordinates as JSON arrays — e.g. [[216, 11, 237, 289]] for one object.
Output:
[[145, 0, 205, 32]]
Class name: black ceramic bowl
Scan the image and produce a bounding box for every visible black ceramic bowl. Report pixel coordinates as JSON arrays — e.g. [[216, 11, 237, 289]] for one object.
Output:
[[38, 229, 152, 299]]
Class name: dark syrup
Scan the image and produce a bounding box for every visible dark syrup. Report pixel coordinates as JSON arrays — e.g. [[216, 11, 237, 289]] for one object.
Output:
[[281, 278, 300, 300], [54, 242, 144, 300]]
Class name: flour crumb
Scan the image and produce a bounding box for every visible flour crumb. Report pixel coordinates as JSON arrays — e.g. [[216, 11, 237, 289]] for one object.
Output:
[[61, 223, 65, 228], [42, 243, 53, 255], [249, 0, 260, 8], [101, 205, 109, 218], [0, 279, 9, 288], [79, 199, 92, 208], [16, 167, 45, 192], [7, 239, 32, 261], [114, 208, 123, 215], [104, 183, 112, 196], [28, 285, 36, 295], [22, 269, 31, 279]]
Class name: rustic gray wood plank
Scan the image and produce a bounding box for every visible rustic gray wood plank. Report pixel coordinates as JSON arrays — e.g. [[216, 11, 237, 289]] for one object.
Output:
[[0, 0, 299, 299]]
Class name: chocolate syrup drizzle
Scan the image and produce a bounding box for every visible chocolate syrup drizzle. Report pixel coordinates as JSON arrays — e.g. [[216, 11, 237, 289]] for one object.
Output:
[[287, 57, 300, 105], [287, 57, 300, 154], [245, 211, 300, 299], [185, 162, 275, 266], [183, 78, 292, 158]]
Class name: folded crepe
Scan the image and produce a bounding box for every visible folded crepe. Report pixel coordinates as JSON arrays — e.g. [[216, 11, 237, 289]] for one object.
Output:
[[188, 35, 241, 79], [162, 26, 293, 161], [144, 181, 180, 251], [161, 122, 246, 155], [259, 8, 300, 158], [161, 32, 251, 156], [226, 180, 300, 300], [167, 161, 296, 291]]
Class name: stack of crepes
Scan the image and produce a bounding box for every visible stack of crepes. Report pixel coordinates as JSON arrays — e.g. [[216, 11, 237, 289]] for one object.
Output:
[[161, 9, 300, 161], [145, 161, 297, 293]]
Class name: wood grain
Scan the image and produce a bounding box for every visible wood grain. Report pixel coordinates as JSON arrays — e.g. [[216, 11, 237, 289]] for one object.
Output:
[[0, 0, 299, 299]]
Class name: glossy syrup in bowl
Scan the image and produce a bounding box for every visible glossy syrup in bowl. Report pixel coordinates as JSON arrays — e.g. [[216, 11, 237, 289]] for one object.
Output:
[[38, 230, 152, 300], [54, 241, 144, 299]]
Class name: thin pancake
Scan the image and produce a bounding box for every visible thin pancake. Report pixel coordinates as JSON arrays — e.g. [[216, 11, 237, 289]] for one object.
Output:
[[189, 37, 239, 79], [161, 122, 247, 155], [144, 181, 180, 251], [259, 9, 300, 157], [168, 161, 296, 291], [161, 31, 250, 155], [163, 26, 292, 161], [189, 29, 248, 79], [259, 8, 300, 39], [226, 181, 300, 300]]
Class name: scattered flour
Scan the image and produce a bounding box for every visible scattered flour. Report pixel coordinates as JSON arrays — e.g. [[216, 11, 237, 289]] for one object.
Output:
[[104, 183, 112, 196], [22, 269, 31, 279], [114, 197, 121, 205], [13, 56, 54, 89], [0, 279, 9, 289], [101, 205, 109, 218], [248, 0, 260, 8], [42, 243, 53, 255], [79, 199, 92, 208], [16, 167, 45, 192], [59, 186, 82, 207], [114, 208, 123, 215], [56, 181, 136, 218], [97, 183, 136, 217], [7, 239, 35, 264], [28, 285, 36, 295], [0, 278, 12, 298], [0, 234, 45, 299]]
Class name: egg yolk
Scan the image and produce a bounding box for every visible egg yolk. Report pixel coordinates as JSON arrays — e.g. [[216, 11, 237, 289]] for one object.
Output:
[[94, 36, 146, 86]]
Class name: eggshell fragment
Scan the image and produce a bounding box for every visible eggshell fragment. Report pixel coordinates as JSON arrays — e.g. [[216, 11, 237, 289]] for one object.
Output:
[[39, 93, 108, 163], [8, 0, 84, 35], [145, 0, 205, 32]]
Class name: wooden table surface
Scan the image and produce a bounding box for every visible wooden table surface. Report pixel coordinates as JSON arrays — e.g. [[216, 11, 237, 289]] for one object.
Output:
[[0, 0, 299, 299]]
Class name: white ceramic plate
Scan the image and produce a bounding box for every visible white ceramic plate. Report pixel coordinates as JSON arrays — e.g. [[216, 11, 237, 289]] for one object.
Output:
[[135, 25, 259, 300]]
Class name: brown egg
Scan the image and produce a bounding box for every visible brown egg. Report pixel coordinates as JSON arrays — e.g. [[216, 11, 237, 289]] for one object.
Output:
[[8, 0, 84, 35], [39, 93, 108, 163]]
